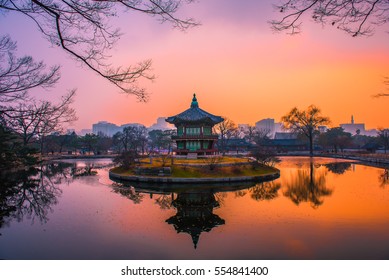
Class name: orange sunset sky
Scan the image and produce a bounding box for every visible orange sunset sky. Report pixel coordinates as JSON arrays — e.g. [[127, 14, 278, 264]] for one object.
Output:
[[3, 0, 389, 131]]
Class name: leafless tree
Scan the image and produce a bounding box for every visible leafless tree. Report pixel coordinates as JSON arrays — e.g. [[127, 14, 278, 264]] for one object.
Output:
[[114, 125, 147, 152], [243, 125, 257, 143], [1, 90, 77, 146], [270, 0, 389, 37], [0, 0, 199, 100], [282, 105, 330, 156], [252, 128, 272, 146], [248, 127, 279, 166], [214, 117, 238, 155], [377, 128, 389, 153], [0, 35, 60, 103]]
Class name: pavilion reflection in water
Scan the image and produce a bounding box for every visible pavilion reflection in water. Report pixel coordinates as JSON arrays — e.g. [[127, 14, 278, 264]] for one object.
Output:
[[111, 181, 261, 248], [166, 191, 225, 249], [110, 180, 281, 249]]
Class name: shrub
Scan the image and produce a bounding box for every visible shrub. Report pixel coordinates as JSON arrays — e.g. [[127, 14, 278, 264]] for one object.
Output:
[[113, 150, 139, 169]]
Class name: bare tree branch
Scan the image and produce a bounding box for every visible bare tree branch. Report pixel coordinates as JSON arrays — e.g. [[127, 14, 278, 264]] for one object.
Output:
[[0, 0, 199, 100], [282, 105, 330, 156], [373, 76, 389, 97], [1, 90, 77, 145], [270, 0, 389, 37], [0, 35, 60, 103]]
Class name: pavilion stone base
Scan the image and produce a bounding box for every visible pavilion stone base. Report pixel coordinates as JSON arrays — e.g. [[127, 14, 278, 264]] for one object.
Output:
[[186, 153, 198, 159]]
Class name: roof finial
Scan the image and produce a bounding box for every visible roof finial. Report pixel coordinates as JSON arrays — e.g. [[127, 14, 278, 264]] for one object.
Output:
[[191, 93, 199, 108]]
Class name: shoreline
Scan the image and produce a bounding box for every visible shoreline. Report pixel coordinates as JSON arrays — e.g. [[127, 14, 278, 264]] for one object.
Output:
[[109, 169, 280, 184], [276, 152, 389, 168], [41, 152, 389, 169]]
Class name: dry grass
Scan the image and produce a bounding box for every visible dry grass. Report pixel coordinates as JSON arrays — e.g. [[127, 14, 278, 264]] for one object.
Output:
[[138, 156, 250, 167], [171, 165, 277, 178]]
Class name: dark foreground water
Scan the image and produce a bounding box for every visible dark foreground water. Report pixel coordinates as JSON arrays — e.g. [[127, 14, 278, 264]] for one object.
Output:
[[1, 157, 388, 260]]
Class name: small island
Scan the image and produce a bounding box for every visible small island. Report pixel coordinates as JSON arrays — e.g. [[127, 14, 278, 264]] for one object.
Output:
[[109, 156, 279, 183], [109, 94, 280, 184]]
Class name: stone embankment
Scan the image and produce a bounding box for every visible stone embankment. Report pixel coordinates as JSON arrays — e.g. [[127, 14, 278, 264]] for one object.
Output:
[[320, 153, 389, 167], [279, 152, 389, 167], [109, 170, 280, 184]]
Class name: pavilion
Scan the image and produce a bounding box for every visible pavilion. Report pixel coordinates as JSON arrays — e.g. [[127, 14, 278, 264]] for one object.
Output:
[[166, 94, 224, 156]]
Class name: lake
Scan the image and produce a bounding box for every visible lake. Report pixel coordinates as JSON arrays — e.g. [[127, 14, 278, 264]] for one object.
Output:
[[1, 157, 388, 259]]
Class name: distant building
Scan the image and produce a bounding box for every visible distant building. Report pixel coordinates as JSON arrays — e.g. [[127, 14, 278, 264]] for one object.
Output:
[[148, 117, 172, 131], [340, 115, 365, 135], [120, 123, 144, 129], [79, 129, 92, 136], [363, 129, 378, 137], [255, 118, 282, 138], [274, 132, 298, 140], [91, 121, 145, 137], [318, 126, 328, 133], [92, 121, 120, 137], [237, 124, 250, 138], [264, 132, 307, 152], [340, 115, 377, 136], [219, 138, 255, 153]]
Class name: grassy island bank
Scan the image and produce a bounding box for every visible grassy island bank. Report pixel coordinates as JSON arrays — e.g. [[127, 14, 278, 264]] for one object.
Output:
[[109, 156, 280, 183]]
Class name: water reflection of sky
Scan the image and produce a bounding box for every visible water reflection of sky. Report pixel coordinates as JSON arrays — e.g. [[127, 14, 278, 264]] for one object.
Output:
[[0, 157, 388, 260]]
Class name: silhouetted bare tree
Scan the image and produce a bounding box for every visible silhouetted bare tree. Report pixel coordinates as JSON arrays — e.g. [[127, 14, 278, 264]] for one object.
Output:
[[318, 127, 353, 153], [242, 125, 257, 143], [214, 117, 238, 155], [1, 90, 77, 147], [374, 77, 389, 97], [0, 0, 198, 100], [282, 105, 330, 156], [377, 128, 389, 153], [270, 0, 389, 37], [0, 35, 60, 103]]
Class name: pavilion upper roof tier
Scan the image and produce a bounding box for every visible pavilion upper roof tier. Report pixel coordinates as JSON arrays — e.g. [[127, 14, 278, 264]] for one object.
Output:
[[166, 94, 224, 125]]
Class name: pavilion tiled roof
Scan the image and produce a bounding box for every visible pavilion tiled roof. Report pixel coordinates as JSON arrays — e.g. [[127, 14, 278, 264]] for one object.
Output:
[[166, 94, 224, 125]]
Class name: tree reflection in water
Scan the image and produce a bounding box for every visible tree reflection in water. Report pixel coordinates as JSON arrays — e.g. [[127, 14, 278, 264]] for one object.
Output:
[[111, 183, 145, 204], [0, 162, 101, 230], [379, 169, 389, 188], [249, 181, 281, 201], [283, 161, 333, 208], [154, 194, 173, 210], [0, 163, 72, 229], [324, 162, 352, 175]]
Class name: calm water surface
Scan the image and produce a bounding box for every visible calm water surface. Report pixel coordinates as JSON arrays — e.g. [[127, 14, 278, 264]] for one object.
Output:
[[1, 157, 389, 259]]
